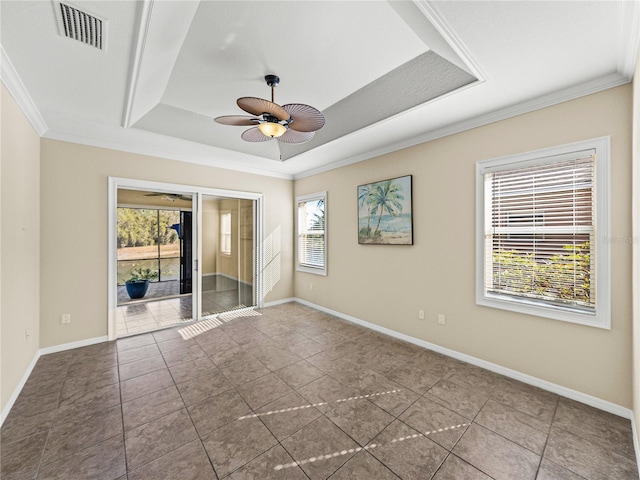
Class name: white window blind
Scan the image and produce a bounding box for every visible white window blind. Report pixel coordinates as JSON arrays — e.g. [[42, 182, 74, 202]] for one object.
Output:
[[484, 152, 595, 312], [297, 193, 326, 275], [220, 212, 231, 255]]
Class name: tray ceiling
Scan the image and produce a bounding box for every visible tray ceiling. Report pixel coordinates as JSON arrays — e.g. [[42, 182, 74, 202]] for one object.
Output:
[[1, 1, 638, 178]]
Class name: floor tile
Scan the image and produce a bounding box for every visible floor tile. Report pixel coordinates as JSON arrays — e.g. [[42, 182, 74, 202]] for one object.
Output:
[[490, 381, 558, 424], [42, 405, 123, 465], [54, 383, 121, 426], [1, 408, 55, 443], [122, 385, 184, 431], [219, 357, 271, 387], [118, 344, 161, 365], [296, 375, 362, 414], [537, 458, 586, 480], [161, 344, 206, 367], [553, 397, 635, 461], [175, 370, 233, 406], [367, 419, 448, 480], [156, 337, 199, 354], [9, 390, 60, 418], [255, 391, 322, 441], [425, 378, 489, 419], [168, 357, 216, 384], [188, 389, 252, 437], [432, 454, 492, 480], [3, 302, 638, 480], [453, 424, 540, 480], [474, 399, 549, 454], [543, 425, 639, 480], [117, 333, 156, 352], [61, 366, 119, 401], [236, 373, 294, 410], [202, 417, 278, 478], [387, 363, 442, 394], [66, 355, 117, 378], [330, 450, 400, 479], [274, 360, 325, 390], [0, 430, 48, 479], [127, 440, 216, 480], [227, 444, 307, 480], [119, 355, 167, 382], [360, 378, 420, 417], [399, 397, 469, 450], [124, 408, 198, 471], [37, 434, 125, 480], [120, 369, 174, 403], [285, 338, 327, 358], [325, 396, 395, 446], [280, 416, 360, 480]]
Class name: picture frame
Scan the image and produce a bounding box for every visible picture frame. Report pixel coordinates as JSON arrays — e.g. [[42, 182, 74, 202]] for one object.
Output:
[[357, 175, 413, 245]]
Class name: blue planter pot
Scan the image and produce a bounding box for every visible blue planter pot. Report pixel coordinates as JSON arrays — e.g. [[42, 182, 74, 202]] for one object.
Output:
[[125, 280, 149, 299]]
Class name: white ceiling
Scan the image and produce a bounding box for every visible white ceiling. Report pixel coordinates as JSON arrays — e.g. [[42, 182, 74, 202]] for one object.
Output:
[[1, 1, 638, 179]]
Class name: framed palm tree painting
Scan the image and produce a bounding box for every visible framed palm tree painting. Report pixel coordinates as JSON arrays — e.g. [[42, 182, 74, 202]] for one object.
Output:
[[358, 175, 413, 245]]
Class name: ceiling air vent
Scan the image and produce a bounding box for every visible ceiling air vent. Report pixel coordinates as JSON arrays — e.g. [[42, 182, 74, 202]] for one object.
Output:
[[55, 2, 107, 51]]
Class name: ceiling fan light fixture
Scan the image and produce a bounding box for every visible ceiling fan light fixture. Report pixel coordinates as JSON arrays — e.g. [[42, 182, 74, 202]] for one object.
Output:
[[258, 121, 287, 138]]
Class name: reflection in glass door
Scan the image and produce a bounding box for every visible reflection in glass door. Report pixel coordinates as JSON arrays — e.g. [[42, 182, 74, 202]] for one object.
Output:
[[198, 195, 255, 318]]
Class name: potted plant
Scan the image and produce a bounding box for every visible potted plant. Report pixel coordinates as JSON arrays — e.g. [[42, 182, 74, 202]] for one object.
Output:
[[125, 267, 159, 299]]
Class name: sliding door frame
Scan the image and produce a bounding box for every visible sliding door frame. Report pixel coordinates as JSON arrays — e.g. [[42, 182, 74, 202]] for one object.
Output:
[[108, 177, 264, 341]]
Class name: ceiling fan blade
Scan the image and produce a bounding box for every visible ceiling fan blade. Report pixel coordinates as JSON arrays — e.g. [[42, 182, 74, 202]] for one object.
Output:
[[214, 115, 259, 126], [278, 129, 315, 144], [241, 126, 272, 143], [237, 97, 289, 121], [283, 104, 325, 132]]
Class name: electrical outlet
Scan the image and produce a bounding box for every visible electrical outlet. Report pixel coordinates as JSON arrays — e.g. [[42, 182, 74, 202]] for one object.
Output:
[[61, 313, 71, 324], [418, 310, 425, 320], [24, 331, 30, 342], [438, 313, 446, 325], [310, 283, 313, 290]]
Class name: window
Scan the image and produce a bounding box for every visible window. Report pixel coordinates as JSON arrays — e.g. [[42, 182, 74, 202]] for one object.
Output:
[[476, 137, 610, 328], [220, 212, 231, 255], [297, 192, 327, 275]]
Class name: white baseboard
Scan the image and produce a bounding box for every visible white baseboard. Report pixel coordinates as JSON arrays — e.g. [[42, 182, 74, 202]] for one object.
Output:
[[294, 298, 634, 420], [632, 415, 640, 475], [39, 336, 110, 355], [263, 297, 296, 308], [0, 351, 41, 427]]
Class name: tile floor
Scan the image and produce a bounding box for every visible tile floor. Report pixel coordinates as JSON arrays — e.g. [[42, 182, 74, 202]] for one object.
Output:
[[2, 302, 638, 479], [116, 277, 254, 336]]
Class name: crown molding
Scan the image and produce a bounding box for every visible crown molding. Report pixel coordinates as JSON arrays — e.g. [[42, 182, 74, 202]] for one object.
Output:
[[0, 45, 48, 136], [42, 129, 294, 180], [618, 0, 640, 79], [294, 72, 630, 180], [122, 0, 154, 128], [414, 0, 486, 81]]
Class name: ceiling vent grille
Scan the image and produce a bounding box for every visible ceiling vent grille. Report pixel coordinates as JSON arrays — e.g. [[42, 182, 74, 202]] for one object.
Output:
[[56, 2, 106, 50]]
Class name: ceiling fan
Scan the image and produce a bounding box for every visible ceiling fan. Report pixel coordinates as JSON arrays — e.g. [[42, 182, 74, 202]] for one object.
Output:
[[214, 75, 325, 144], [144, 192, 190, 202]]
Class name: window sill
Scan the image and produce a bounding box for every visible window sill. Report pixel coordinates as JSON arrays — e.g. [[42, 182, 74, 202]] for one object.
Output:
[[476, 293, 610, 329], [296, 265, 327, 276]]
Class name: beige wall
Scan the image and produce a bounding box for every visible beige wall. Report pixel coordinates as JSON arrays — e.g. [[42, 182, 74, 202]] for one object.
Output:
[[40, 139, 293, 348], [1, 85, 41, 412], [202, 197, 218, 275], [215, 198, 254, 284], [295, 85, 633, 408]]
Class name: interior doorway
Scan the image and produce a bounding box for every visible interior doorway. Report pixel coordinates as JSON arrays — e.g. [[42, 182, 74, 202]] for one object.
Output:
[[108, 178, 263, 340]]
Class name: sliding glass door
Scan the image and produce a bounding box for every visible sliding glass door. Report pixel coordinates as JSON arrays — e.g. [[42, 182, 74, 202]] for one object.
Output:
[[108, 178, 262, 340], [195, 195, 256, 319]]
